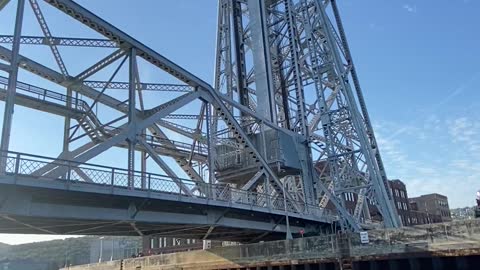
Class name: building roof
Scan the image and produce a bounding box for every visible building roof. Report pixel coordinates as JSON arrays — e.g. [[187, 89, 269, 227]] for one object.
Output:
[[410, 193, 448, 200]]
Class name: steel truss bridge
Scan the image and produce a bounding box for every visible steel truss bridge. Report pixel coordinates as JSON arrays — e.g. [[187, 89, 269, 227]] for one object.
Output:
[[0, 0, 400, 242]]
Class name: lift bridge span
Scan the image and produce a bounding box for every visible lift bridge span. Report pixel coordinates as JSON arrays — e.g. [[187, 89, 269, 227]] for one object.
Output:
[[0, 0, 400, 242]]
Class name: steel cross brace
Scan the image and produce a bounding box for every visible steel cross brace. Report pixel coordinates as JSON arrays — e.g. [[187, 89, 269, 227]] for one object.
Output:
[[0, 46, 205, 185], [40, 0, 303, 211], [138, 138, 193, 196], [44, 91, 202, 179], [0, 0, 10, 11]]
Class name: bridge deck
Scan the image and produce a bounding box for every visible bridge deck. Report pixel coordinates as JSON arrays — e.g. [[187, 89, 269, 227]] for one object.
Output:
[[0, 151, 334, 242]]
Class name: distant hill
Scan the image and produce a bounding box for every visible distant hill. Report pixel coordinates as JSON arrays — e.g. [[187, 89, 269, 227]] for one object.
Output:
[[0, 242, 10, 252], [451, 206, 476, 220], [0, 236, 140, 270]]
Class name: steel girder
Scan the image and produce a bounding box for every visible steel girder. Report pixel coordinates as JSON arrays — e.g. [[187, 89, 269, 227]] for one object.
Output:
[[0, 0, 325, 240], [214, 0, 400, 230], [40, 0, 304, 211], [0, 0, 10, 11], [0, 35, 119, 47], [0, 0, 398, 237]]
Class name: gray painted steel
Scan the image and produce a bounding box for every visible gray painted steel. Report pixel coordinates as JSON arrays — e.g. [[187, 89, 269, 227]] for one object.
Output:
[[0, 0, 399, 240]]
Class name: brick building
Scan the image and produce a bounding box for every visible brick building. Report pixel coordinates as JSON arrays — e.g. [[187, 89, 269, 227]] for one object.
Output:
[[389, 179, 412, 226], [317, 173, 446, 227], [409, 193, 452, 223]]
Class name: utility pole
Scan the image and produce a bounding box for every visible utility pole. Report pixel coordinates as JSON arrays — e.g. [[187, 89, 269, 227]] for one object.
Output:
[[283, 179, 293, 240], [99, 237, 104, 263]]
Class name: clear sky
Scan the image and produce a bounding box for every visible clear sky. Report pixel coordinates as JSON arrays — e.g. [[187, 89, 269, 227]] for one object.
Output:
[[0, 0, 479, 244]]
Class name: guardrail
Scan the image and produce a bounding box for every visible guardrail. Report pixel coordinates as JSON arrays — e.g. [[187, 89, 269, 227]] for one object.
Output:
[[143, 135, 208, 156], [208, 219, 480, 263], [0, 151, 335, 221], [0, 75, 90, 112]]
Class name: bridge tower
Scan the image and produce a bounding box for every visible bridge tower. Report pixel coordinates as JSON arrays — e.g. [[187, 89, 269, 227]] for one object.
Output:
[[213, 0, 400, 229]]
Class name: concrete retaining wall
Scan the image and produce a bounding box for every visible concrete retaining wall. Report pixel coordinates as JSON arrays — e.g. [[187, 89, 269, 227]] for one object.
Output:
[[61, 220, 480, 270]]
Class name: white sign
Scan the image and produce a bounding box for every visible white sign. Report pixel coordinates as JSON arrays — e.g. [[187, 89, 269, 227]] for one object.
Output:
[[360, 231, 369, 244]]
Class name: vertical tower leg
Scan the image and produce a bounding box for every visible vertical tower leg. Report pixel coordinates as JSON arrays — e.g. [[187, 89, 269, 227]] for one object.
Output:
[[0, 0, 25, 170], [128, 48, 137, 188]]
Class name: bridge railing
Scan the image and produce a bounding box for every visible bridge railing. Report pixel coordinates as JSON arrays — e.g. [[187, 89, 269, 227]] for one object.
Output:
[[0, 151, 335, 220], [0, 75, 89, 112]]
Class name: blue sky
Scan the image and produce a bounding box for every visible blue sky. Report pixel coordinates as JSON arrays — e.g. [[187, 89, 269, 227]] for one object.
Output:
[[0, 0, 479, 244]]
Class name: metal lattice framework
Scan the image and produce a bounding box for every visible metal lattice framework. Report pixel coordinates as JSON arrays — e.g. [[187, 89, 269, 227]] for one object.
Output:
[[0, 0, 399, 238], [213, 0, 400, 230]]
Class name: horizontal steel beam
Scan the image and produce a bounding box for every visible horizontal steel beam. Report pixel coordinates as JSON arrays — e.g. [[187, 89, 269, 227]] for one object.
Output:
[[44, 0, 214, 91], [0, 0, 10, 11], [0, 89, 82, 117], [0, 63, 10, 72], [0, 34, 119, 47], [0, 186, 306, 236], [0, 172, 330, 225], [83, 80, 194, 92]]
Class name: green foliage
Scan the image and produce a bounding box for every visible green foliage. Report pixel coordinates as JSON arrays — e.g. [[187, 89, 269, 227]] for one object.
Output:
[[0, 236, 141, 268]]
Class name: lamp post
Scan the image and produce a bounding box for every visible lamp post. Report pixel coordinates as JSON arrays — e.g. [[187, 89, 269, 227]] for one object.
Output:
[[110, 239, 114, 261], [98, 237, 104, 263], [64, 241, 69, 268], [283, 179, 293, 240]]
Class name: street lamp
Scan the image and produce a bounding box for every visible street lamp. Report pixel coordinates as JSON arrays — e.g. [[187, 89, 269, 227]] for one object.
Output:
[[110, 239, 114, 261], [283, 179, 293, 240], [64, 241, 69, 268], [99, 237, 104, 263]]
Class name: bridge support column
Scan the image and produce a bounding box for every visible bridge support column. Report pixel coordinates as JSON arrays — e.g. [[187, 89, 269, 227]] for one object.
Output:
[[455, 256, 469, 270], [61, 86, 72, 180], [141, 129, 147, 189], [388, 259, 399, 270], [368, 261, 379, 270], [408, 258, 420, 270], [63, 87, 72, 153], [127, 47, 137, 187], [0, 0, 25, 166], [432, 257, 443, 270]]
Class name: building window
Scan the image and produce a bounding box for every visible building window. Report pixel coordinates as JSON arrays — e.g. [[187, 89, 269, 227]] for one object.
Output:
[[395, 189, 399, 197], [407, 217, 411, 225], [400, 191, 405, 198], [397, 202, 402, 210], [344, 192, 355, 202], [235, 150, 241, 165], [403, 202, 408, 210], [150, 238, 155, 249]]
